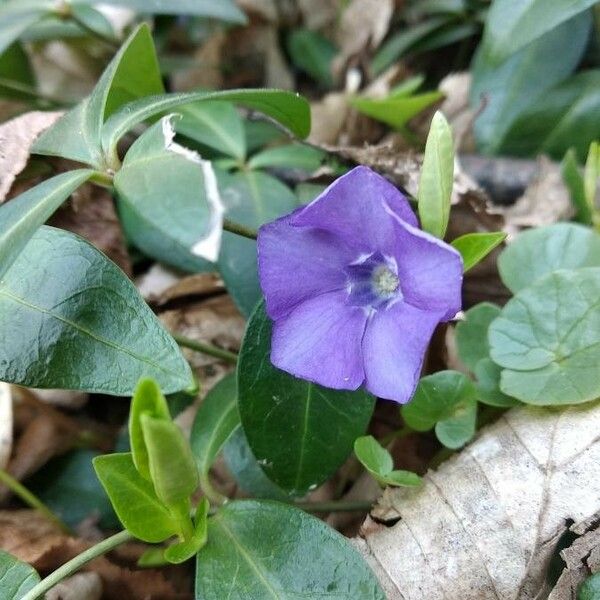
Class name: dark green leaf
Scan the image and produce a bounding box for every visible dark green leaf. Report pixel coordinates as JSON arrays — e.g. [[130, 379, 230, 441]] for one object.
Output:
[[0, 550, 40, 599], [93, 452, 179, 543], [217, 171, 296, 316], [489, 267, 600, 405], [0, 226, 194, 395], [474, 358, 520, 408], [418, 111, 454, 239], [562, 149, 593, 225], [455, 302, 501, 372], [498, 223, 600, 294], [287, 29, 336, 87], [579, 572, 600, 600], [451, 232, 506, 272], [0, 43, 35, 101], [0, 169, 94, 278], [196, 500, 385, 599], [237, 303, 375, 495], [248, 144, 324, 172], [401, 370, 478, 449]]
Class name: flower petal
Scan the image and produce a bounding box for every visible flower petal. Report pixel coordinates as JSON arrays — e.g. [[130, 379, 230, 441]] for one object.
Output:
[[390, 214, 463, 320], [271, 290, 368, 389], [291, 166, 418, 254], [258, 212, 353, 320], [362, 303, 442, 403]]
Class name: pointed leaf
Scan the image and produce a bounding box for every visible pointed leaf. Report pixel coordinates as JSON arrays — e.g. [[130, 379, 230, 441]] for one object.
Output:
[[562, 149, 593, 225], [451, 232, 506, 272], [354, 436, 393, 477]]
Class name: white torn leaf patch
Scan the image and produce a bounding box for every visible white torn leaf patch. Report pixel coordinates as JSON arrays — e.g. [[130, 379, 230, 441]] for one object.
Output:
[[161, 115, 225, 263]]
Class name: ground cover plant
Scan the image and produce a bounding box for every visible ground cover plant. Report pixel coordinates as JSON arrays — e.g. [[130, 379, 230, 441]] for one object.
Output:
[[0, 0, 599, 598]]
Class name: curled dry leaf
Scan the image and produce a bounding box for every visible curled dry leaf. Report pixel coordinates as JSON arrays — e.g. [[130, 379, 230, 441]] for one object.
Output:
[[0, 111, 63, 202], [0, 383, 12, 470], [356, 402, 600, 600]]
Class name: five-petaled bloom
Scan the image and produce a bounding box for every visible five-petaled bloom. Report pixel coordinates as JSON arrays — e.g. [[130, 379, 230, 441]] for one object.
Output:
[[257, 166, 463, 404]]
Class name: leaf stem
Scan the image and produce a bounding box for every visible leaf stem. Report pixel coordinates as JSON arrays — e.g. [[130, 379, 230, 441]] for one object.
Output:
[[222, 218, 258, 240], [293, 500, 373, 513], [68, 13, 121, 51], [173, 334, 238, 364], [0, 469, 72, 535], [21, 530, 133, 600]]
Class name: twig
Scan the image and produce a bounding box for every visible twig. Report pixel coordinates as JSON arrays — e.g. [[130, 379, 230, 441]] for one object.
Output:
[[173, 334, 238, 364], [222, 218, 258, 240]]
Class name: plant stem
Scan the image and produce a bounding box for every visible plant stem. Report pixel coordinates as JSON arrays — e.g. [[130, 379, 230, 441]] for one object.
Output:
[[293, 500, 373, 513], [173, 334, 238, 364], [0, 77, 70, 108], [223, 218, 258, 240], [21, 530, 132, 600], [0, 469, 71, 535], [379, 425, 413, 447]]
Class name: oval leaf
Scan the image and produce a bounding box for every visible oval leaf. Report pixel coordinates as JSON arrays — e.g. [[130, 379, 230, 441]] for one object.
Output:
[[455, 302, 501, 372], [0, 550, 40, 599]]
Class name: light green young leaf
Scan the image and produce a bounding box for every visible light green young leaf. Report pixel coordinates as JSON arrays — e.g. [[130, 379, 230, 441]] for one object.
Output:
[[248, 144, 324, 172], [0, 550, 40, 599], [498, 223, 600, 293], [164, 497, 209, 564], [584, 141, 599, 211], [455, 302, 501, 372], [451, 232, 506, 272], [562, 148, 593, 225], [489, 268, 600, 405], [0, 227, 194, 395], [418, 111, 454, 239], [93, 452, 179, 543]]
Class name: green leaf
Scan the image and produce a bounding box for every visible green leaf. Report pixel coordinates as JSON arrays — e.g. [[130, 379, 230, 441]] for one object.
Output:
[[499, 70, 600, 161], [196, 500, 386, 599], [401, 370, 478, 449], [455, 302, 501, 372], [0, 169, 94, 278], [474, 358, 520, 408], [562, 148, 593, 225], [287, 29, 336, 87], [190, 374, 240, 491], [101, 89, 311, 167], [69, 4, 116, 41], [76, 0, 247, 23], [248, 143, 324, 172], [489, 267, 600, 405], [498, 223, 600, 294], [350, 91, 443, 130], [176, 102, 246, 160], [237, 303, 375, 495], [0, 550, 40, 599], [481, 0, 597, 65], [93, 452, 179, 543], [471, 12, 591, 155], [418, 111, 454, 239], [164, 498, 209, 564], [0, 43, 35, 101], [114, 117, 216, 272], [34, 23, 163, 166], [451, 232, 506, 272], [579, 572, 600, 600], [217, 171, 296, 317], [129, 378, 170, 481], [585, 141, 600, 209], [0, 226, 194, 395], [354, 436, 421, 488], [0, 1, 46, 56]]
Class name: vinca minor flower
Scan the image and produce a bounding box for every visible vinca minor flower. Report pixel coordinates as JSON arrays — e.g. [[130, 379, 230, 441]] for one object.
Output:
[[257, 166, 463, 404]]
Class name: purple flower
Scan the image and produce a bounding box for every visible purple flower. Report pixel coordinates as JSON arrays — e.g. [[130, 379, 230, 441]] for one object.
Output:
[[257, 166, 463, 404]]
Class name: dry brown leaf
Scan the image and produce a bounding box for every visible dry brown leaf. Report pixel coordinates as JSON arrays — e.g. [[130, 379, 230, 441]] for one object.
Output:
[[0, 383, 12, 470], [30, 389, 88, 410], [0, 111, 63, 202], [297, 0, 339, 29], [356, 403, 600, 600], [46, 572, 103, 600]]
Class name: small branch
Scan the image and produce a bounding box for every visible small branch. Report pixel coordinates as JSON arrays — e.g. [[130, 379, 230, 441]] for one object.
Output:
[[173, 334, 238, 364], [223, 218, 258, 240], [294, 500, 373, 513], [21, 530, 133, 600], [0, 469, 71, 534]]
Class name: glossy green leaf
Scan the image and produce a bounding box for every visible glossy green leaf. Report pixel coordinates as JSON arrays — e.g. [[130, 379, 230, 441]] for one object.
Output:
[[562, 149, 593, 225], [500, 70, 600, 161], [164, 498, 209, 564], [354, 436, 421, 488], [0, 550, 40, 599], [93, 452, 179, 543], [0, 169, 94, 278], [455, 302, 501, 372], [418, 111, 454, 239], [0, 226, 194, 395], [190, 374, 240, 491], [142, 415, 199, 507], [176, 102, 246, 160], [451, 232, 506, 272], [401, 370, 478, 449], [196, 501, 385, 599], [237, 303, 375, 495], [498, 223, 600, 294], [129, 378, 170, 481], [481, 0, 597, 64], [471, 12, 591, 155], [287, 29, 336, 87], [114, 117, 215, 272], [489, 268, 600, 405], [351, 91, 443, 130], [101, 89, 311, 167], [0, 1, 47, 56], [217, 171, 296, 316], [474, 358, 520, 408], [248, 144, 324, 172], [579, 572, 600, 600], [34, 23, 163, 166]]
